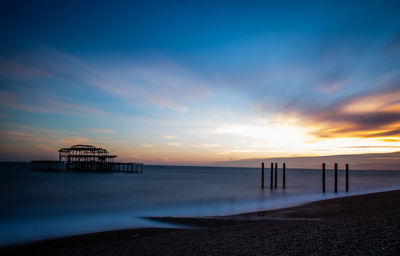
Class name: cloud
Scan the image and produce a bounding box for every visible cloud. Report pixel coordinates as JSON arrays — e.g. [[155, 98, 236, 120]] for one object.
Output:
[[47, 100, 106, 116], [282, 88, 400, 139], [0, 49, 212, 113], [380, 138, 400, 142], [0, 90, 52, 113], [193, 144, 220, 148], [0, 58, 51, 80], [2, 131, 33, 137], [163, 135, 177, 140], [216, 151, 232, 155], [0, 130, 42, 143], [127, 62, 212, 112], [55, 137, 91, 146], [315, 80, 345, 94], [0, 125, 99, 160], [167, 142, 181, 146], [340, 91, 400, 114], [141, 144, 155, 147], [0, 88, 108, 118], [89, 129, 116, 134], [341, 146, 400, 148], [34, 144, 57, 152], [193, 144, 221, 148]]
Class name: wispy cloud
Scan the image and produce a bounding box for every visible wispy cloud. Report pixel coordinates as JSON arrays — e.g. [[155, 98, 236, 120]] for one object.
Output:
[[141, 144, 155, 147], [33, 144, 58, 152], [193, 144, 220, 148], [0, 58, 51, 80], [55, 137, 91, 146], [163, 135, 177, 140], [0, 49, 212, 113], [0, 90, 52, 113], [2, 131, 33, 137], [167, 142, 181, 146], [89, 129, 116, 134], [0, 89, 107, 117]]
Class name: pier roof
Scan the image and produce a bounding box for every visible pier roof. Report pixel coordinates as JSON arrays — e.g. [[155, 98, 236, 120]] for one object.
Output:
[[59, 144, 117, 162], [59, 144, 110, 153]]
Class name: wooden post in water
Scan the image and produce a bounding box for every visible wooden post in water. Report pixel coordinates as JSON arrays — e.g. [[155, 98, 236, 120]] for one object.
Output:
[[346, 163, 349, 192], [322, 163, 326, 193], [274, 163, 278, 188], [334, 163, 338, 193], [261, 162, 264, 189], [270, 163, 274, 189], [282, 163, 286, 188]]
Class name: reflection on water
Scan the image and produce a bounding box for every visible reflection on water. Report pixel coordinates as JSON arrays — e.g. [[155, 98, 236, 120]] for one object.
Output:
[[1, 162, 400, 245]]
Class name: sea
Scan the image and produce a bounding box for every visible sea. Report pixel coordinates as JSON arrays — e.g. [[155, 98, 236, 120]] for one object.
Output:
[[1, 162, 400, 246]]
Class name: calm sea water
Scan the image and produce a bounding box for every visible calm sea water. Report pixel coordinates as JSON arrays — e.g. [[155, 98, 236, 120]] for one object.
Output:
[[1, 162, 400, 246]]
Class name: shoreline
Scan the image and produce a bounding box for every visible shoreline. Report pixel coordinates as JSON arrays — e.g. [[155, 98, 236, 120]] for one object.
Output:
[[2, 190, 400, 255]]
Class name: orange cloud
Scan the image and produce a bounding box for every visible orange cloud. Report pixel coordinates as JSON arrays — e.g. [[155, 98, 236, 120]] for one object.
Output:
[[305, 90, 400, 139]]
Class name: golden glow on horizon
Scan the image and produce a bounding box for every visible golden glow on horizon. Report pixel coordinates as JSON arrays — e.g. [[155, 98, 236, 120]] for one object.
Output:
[[1, 111, 400, 165], [1, 89, 400, 165]]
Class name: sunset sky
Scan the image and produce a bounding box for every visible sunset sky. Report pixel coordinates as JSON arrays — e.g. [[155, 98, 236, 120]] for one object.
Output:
[[0, 1, 399, 165]]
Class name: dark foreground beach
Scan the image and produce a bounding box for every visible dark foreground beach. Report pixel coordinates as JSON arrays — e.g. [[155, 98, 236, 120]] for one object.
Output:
[[2, 190, 400, 256]]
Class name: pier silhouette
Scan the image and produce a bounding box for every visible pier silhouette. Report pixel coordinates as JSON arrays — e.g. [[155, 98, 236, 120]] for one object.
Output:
[[31, 144, 143, 173]]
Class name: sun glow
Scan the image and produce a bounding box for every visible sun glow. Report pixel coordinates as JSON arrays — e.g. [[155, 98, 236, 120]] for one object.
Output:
[[215, 122, 313, 150]]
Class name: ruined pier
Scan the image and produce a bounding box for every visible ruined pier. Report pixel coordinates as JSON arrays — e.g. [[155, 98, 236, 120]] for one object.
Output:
[[30, 145, 143, 173]]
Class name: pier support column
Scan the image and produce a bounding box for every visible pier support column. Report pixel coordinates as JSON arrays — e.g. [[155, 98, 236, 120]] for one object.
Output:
[[322, 163, 326, 193], [346, 163, 349, 192], [274, 163, 278, 188], [282, 163, 286, 188], [334, 163, 338, 193], [270, 163, 273, 189], [261, 162, 264, 189]]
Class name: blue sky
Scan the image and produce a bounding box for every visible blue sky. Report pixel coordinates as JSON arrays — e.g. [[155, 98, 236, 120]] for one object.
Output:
[[1, 1, 400, 165]]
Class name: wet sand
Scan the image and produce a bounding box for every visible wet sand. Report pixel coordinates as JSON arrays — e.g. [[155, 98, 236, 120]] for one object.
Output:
[[2, 190, 400, 255]]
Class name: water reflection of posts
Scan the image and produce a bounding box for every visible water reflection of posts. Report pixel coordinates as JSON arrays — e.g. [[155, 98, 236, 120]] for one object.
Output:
[[322, 163, 326, 193], [261, 162, 264, 189], [274, 163, 278, 188], [283, 163, 286, 188], [346, 163, 349, 192], [334, 163, 338, 193], [270, 163, 274, 189]]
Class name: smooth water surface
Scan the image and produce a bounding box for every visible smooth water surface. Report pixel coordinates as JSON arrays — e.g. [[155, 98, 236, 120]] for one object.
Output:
[[1, 162, 400, 246]]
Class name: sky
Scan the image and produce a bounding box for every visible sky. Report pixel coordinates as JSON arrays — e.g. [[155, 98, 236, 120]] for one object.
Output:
[[0, 0, 399, 166]]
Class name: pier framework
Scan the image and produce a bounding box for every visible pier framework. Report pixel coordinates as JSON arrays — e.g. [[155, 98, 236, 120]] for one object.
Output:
[[31, 145, 143, 173]]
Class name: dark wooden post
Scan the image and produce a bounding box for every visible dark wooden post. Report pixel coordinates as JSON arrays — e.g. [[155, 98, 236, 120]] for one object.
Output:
[[334, 163, 338, 193], [261, 162, 264, 189], [274, 163, 278, 188], [270, 162, 274, 189], [322, 163, 326, 193], [282, 163, 286, 188], [345, 163, 349, 192]]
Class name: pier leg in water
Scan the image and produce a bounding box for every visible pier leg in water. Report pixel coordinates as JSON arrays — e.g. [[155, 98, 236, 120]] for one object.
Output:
[[346, 163, 349, 192], [274, 163, 278, 188], [282, 163, 286, 188], [334, 163, 338, 193], [261, 162, 264, 189], [270, 163, 273, 189], [322, 163, 326, 193]]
